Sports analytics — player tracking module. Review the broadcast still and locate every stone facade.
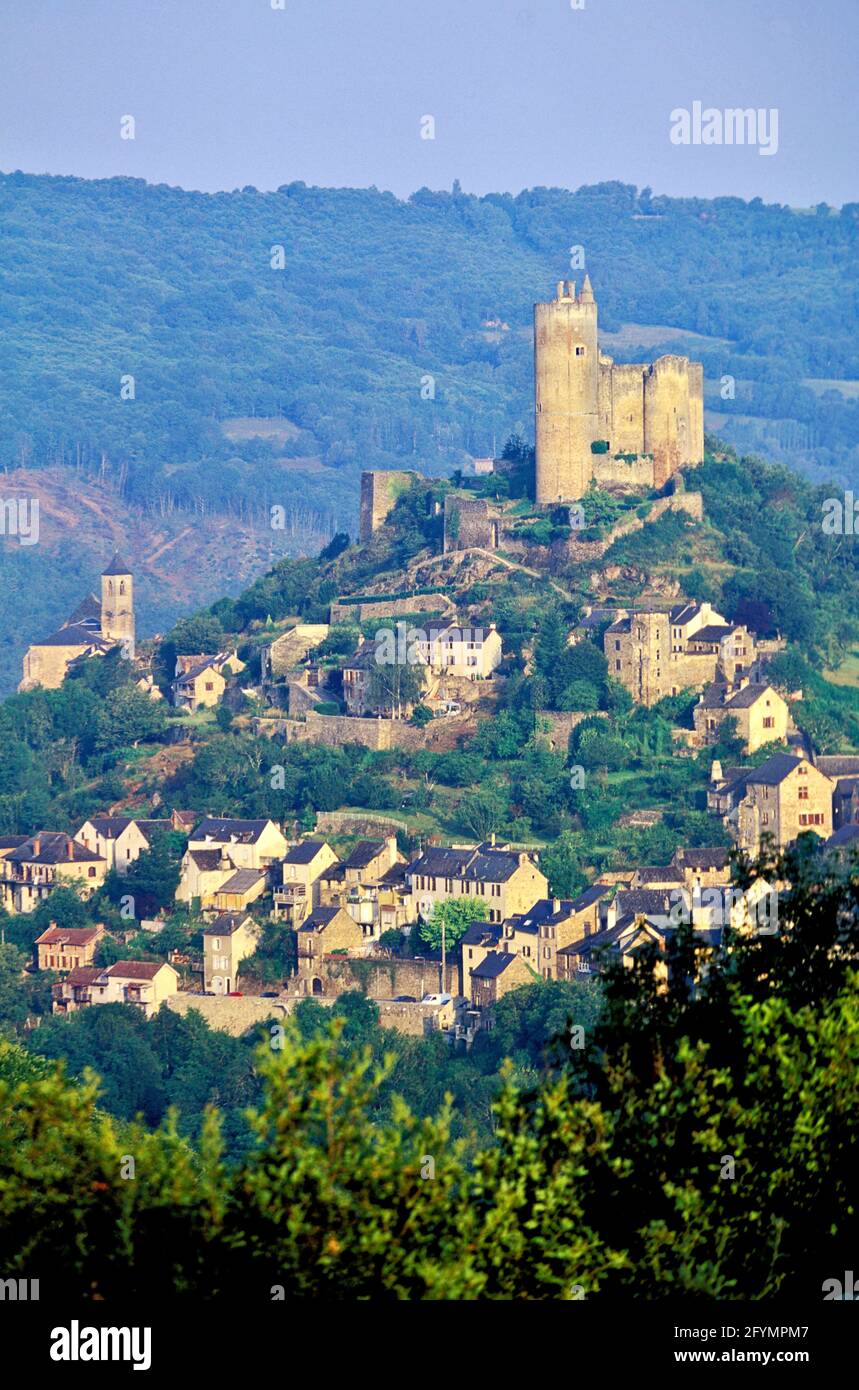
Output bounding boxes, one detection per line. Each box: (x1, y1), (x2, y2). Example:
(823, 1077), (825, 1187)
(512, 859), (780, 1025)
(693, 681), (790, 754)
(359, 470), (420, 543)
(534, 279), (704, 503)
(443, 495), (501, 553)
(737, 757), (834, 855)
(605, 602), (757, 707)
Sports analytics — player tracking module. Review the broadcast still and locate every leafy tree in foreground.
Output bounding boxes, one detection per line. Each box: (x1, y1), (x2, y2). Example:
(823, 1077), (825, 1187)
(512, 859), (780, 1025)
(0, 847), (857, 1299)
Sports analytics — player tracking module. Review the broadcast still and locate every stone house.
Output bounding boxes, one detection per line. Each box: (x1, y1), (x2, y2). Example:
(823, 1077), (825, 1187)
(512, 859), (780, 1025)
(74, 816), (174, 875)
(175, 848), (237, 906)
(735, 754), (834, 855)
(499, 886), (610, 980)
(318, 837), (408, 940)
(212, 869), (268, 914)
(605, 601), (759, 707)
(469, 949), (536, 1009)
(273, 839), (340, 925)
(407, 841), (549, 925)
(53, 960), (178, 1018)
(172, 658), (227, 711)
(296, 904), (366, 995)
(186, 818), (289, 872)
(34, 923), (106, 973)
(202, 912), (261, 994)
(0, 833), (107, 914)
(693, 680), (789, 754)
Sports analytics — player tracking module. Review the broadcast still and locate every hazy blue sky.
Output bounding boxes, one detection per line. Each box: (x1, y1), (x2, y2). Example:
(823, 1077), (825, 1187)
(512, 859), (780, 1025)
(0, 0), (855, 204)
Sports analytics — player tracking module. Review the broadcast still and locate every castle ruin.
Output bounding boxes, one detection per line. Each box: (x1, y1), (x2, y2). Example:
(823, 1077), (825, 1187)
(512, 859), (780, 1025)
(534, 277), (704, 503)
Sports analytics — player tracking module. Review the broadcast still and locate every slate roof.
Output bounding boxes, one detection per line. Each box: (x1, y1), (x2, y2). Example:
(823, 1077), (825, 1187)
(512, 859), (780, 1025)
(746, 753), (805, 786)
(35, 625), (111, 649)
(187, 849), (229, 872)
(817, 756), (859, 778)
(65, 593), (102, 628)
(634, 865), (686, 885)
(614, 888), (678, 917)
(283, 839), (329, 865)
(605, 616), (631, 635)
(461, 921), (503, 948)
(343, 840), (386, 870)
(826, 824), (859, 848)
(101, 551), (132, 576)
(470, 951), (522, 979)
(687, 623), (737, 645)
(576, 608), (615, 630)
(673, 848), (730, 872)
(217, 869), (265, 896)
(191, 817), (272, 843)
(699, 681), (773, 710)
(203, 912), (254, 936)
(85, 816), (134, 837)
(669, 602), (703, 626)
(408, 844), (526, 884)
(299, 905), (345, 932)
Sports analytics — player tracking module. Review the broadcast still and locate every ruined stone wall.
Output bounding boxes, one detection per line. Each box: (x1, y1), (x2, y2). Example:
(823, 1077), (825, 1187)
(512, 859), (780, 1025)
(535, 709), (608, 752)
(444, 495), (500, 553)
(644, 356), (693, 487)
(591, 453), (655, 489)
(255, 711), (472, 753)
(358, 470), (419, 543)
(321, 954), (461, 1001)
(329, 593), (455, 625)
(608, 361), (647, 456)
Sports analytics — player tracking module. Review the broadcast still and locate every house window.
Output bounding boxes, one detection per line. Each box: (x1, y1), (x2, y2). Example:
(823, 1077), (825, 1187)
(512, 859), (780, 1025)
(205, 682), (214, 692)
(616, 660), (621, 672)
(88, 868), (96, 878)
(763, 717), (774, 729)
(575, 345), (585, 356)
(615, 640), (621, 651)
(798, 787), (809, 801)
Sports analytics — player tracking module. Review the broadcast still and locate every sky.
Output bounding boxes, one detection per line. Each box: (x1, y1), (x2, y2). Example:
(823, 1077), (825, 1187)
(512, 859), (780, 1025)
(0, 0), (856, 206)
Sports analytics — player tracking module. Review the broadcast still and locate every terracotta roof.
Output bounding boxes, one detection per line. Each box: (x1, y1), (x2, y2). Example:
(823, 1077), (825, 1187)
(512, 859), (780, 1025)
(35, 925), (102, 946)
(105, 960), (168, 980)
(7, 833), (104, 866)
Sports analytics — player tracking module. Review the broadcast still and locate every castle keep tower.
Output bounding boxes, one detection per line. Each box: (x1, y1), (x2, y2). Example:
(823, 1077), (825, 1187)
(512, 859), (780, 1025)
(534, 277), (599, 504)
(100, 552), (135, 652)
(534, 278), (704, 503)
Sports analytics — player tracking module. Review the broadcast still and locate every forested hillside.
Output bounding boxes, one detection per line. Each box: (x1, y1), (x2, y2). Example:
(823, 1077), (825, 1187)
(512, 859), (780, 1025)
(2, 171), (858, 510)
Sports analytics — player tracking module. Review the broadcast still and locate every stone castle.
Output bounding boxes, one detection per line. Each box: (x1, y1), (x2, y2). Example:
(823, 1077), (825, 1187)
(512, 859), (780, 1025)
(534, 277), (704, 503)
(19, 552), (135, 691)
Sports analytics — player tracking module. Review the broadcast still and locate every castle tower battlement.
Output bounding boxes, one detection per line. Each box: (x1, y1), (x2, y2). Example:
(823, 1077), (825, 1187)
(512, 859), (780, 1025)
(534, 279), (704, 503)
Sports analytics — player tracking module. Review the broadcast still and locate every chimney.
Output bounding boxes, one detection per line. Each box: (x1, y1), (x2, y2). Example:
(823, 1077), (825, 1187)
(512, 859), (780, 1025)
(385, 835), (398, 858)
(556, 280), (565, 300)
(565, 279), (575, 298)
(66, 836), (74, 858)
(552, 898), (561, 914)
(738, 675), (750, 690)
(711, 759), (724, 786)
(489, 832), (496, 847)
(32, 836), (41, 857)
